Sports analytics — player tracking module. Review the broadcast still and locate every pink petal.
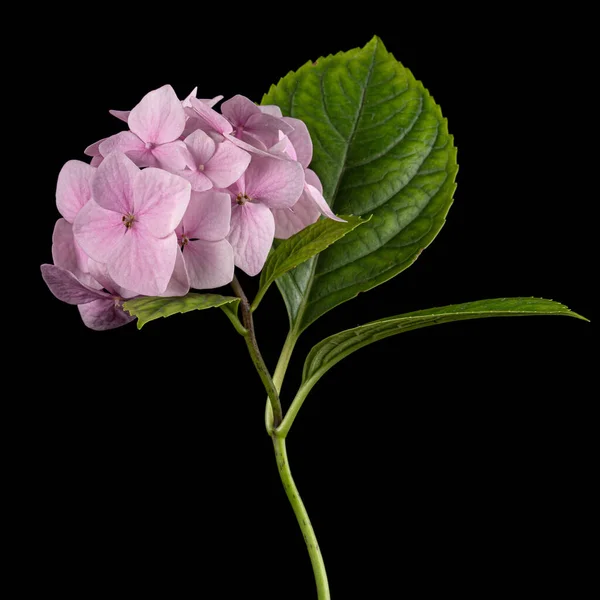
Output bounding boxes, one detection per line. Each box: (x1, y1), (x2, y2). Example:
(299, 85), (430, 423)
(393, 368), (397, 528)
(283, 117), (313, 168)
(99, 132), (158, 168)
(204, 141), (250, 189)
(159, 247), (190, 297)
(238, 131), (268, 150)
(151, 140), (189, 171)
(228, 202), (275, 276)
(91, 156), (103, 167)
(41, 264), (108, 305)
(183, 191), (231, 241)
(91, 151), (138, 214)
(51, 218), (101, 288)
(128, 84), (185, 145)
(84, 138), (105, 157)
(202, 95), (224, 108)
(177, 169), (213, 192)
(221, 95), (261, 127)
(73, 199), (127, 263)
(244, 156), (305, 209)
(78, 298), (135, 331)
(224, 133), (289, 160)
(133, 168), (191, 237)
(181, 87), (198, 108)
(183, 129), (216, 167)
(107, 228), (178, 296)
(183, 238), (234, 289)
(183, 88), (223, 109)
(305, 183), (345, 222)
(260, 105), (283, 118)
(188, 97), (233, 135)
(269, 133), (297, 161)
(273, 190), (321, 239)
(56, 160), (95, 223)
(87, 259), (137, 299)
(109, 109), (130, 123)
(305, 168), (323, 193)
(247, 112), (294, 136)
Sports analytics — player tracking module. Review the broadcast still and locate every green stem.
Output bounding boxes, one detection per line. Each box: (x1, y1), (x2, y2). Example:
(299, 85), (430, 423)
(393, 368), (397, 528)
(266, 330), (298, 435)
(231, 276), (283, 429)
(274, 375), (317, 438)
(273, 436), (330, 600)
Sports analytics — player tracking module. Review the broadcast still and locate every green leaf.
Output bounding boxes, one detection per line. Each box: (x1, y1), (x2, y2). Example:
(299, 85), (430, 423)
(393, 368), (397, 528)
(123, 294), (240, 329)
(262, 36), (458, 335)
(302, 298), (587, 385)
(253, 215), (368, 311)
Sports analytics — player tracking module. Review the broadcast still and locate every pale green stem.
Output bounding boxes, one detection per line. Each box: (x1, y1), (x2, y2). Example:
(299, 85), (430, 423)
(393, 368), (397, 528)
(273, 436), (330, 600)
(275, 374), (319, 438)
(229, 281), (330, 598)
(265, 330), (298, 434)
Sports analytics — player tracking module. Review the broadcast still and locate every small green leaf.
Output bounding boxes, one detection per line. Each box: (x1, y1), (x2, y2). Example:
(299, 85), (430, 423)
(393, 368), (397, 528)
(262, 36), (458, 334)
(253, 215), (368, 311)
(123, 294), (240, 329)
(302, 298), (587, 385)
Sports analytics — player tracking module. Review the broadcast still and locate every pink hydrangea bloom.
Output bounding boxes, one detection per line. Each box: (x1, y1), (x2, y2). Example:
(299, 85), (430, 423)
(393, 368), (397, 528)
(176, 191), (234, 289)
(73, 151), (191, 296)
(44, 84), (349, 332)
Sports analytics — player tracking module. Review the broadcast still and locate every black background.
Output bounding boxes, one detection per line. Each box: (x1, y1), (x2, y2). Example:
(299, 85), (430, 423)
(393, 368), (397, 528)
(21, 9), (594, 599)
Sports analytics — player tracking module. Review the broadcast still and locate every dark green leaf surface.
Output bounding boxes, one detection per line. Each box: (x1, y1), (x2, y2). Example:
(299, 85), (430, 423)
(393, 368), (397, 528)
(302, 298), (587, 385)
(123, 294), (239, 329)
(254, 215), (368, 311)
(262, 36), (458, 334)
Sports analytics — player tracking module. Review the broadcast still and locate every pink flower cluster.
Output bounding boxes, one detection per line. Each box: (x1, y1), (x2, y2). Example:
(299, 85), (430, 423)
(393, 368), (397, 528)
(41, 85), (341, 330)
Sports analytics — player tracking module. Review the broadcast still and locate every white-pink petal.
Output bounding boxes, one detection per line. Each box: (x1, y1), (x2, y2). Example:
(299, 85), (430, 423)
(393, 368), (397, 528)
(133, 168), (191, 237)
(73, 200), (128, 263)
(184, 129), (216, 167)
(245, 156), (305, 209)
(183, 239), (234, 289)
(260, 105), (283, 118)
(128, 84), (186, 145)
(188, 97), (233, 136)
(151, 140), (189, 171)
(283, 117), (313, 168)
(203, 141), (251, 189)
(160, 248), (190, 297)
(109, 109), (131, 123)
(221, 95), (261, 126)
(273, 191), (321, 239)
(228, 202), (275, 276)
(56, 160), (95, 223)
(177, 169), (213, 192)
(183, 191), (231, 242)
(92, 151), (138, 214)
(52, 218), (100, 289)
(87, 259), (137, 299)
(107, 227), (178, 296)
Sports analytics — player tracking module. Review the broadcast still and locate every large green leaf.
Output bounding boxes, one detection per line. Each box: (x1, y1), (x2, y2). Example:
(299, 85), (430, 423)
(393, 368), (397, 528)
(123, 294), (239, 329)
(262, 36), (458, 335)
(253, 215), (368, 311)
(302, 298), (587, 386)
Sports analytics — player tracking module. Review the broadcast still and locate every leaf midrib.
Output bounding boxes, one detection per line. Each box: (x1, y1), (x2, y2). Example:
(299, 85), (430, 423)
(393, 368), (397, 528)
(290, 40), (379, 333)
